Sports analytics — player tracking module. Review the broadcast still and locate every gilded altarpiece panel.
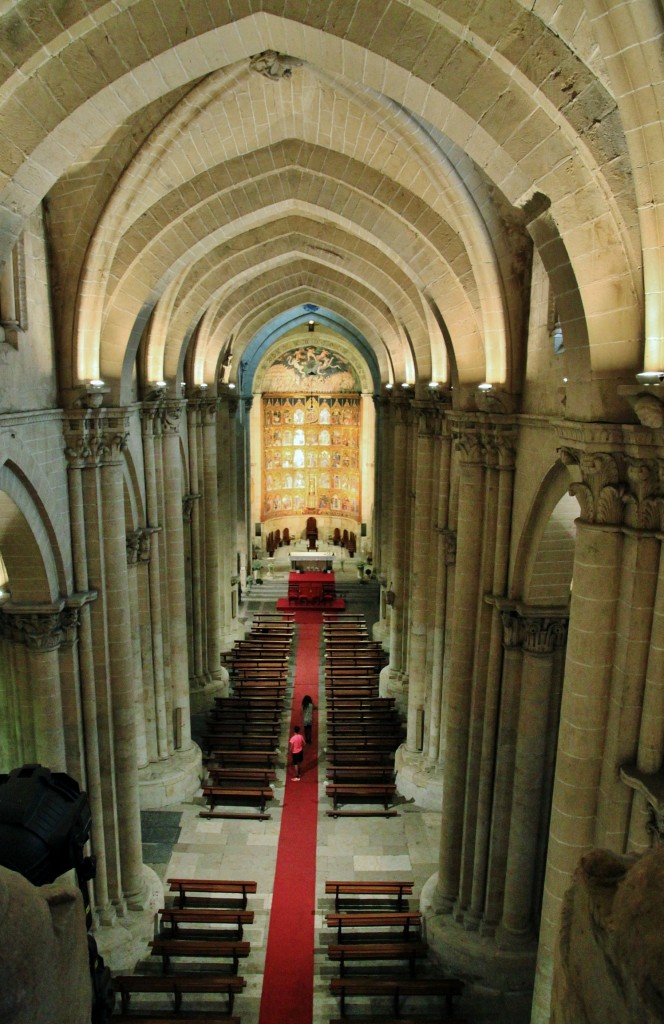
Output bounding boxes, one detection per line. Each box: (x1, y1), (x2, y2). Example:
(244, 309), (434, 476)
(262, 395), (361, 521)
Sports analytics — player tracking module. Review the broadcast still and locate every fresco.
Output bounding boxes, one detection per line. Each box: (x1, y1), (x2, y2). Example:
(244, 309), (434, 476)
(261, 345), (359, 393)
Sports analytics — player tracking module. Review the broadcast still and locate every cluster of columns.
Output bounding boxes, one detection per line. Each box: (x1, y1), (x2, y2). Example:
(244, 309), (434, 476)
(376, 402), (664, 1019)
(0, 390), (242, 928)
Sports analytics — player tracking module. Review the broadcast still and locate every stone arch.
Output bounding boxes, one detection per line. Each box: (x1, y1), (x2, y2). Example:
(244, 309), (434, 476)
(0, 464), (61, 604)
(512, 460), (580, 606)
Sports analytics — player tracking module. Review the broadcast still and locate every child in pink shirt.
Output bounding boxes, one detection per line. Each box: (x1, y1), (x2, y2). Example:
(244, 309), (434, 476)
(289, 725), (305, 780)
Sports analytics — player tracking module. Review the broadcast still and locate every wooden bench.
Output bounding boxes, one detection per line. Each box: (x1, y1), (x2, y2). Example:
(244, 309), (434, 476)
(327, 723), (403, 737)
(329, 976), (465, 1017)
(232, 685), (287, 697)
(158, 906), (254, 938)
(113, 973), (246, 1015)
(328, 940), (428, 975)
(149, 937), (250, 974)
(326, 783), (397, 813)
(168, 878), (257, 909)
(201, 784), (274, 815)
(201, 733), (280, 752)
(205, 749), (279, 769)
(327, 750), (395, 767)
(207, 767), (276, 785)
(325, 879), (413, 911)
(326, 910), (422, 941)
(215, 694), (284, 707)
(206, 710), (281, 727)
(326, 766), (395, 783)
(327, 737), (400, 753)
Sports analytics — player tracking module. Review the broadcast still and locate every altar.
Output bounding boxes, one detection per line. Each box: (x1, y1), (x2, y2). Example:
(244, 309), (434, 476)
(287, 571), (336, 604)
(289, 551), (335, 572)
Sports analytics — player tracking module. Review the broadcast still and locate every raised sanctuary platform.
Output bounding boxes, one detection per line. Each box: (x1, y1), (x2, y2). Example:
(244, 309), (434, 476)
(289, 551), (335, 572)
(277, 571), (345, 611)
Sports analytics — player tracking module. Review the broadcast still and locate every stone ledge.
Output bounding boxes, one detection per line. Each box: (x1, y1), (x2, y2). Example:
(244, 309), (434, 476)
(137, 744), (202, 809)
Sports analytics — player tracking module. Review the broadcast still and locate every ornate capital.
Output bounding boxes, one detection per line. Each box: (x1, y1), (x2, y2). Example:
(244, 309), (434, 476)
(623, 458), (662, 530)
(559, 448), (625, 525)
(64, 409), (130, 468)
(0, 607), (67, 650)
(160, 399), (185, 434)
(521, 616), (568, 656)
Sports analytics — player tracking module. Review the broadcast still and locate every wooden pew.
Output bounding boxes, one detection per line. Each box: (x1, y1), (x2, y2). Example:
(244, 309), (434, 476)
(113, 973), (246, 1016)
(326, 751), (395, 768)
(201, 783), (274, 815)
(326, 766), (395, 783)
(206, 766), (276, 785)
(167, 878), (257, 909)
(328, 939), (428, 975)
(214, 695), (284, 710)
(207, 708), (281, 724)
(329, 976), (465, 1017)
(149, 937), (250, 974)
(205, 750), (279, 769)
(327, 737), (400, 753)
(158, 906), (254, 939)
(325, 910), (422, 941)
(326, 782), (397, 813)
(325, 879), (413, 911)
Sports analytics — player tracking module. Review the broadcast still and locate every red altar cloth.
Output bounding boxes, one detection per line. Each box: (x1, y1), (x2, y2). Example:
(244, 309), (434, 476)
(287, 571), (336, 604)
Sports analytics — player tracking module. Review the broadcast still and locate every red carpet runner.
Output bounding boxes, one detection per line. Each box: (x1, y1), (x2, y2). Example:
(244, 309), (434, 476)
(258, 609), (321, 1024)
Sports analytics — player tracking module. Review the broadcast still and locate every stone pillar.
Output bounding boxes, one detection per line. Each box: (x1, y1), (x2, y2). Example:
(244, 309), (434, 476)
(161, 400), (192, 751)
(435, 422), (485, 911)
(533, 449), (624, 1023)
(186, 401), (205, 684)
(499, 615), (568, 945)
(64, 451), (110, 920)
(3, 607), (67, 772)
(384, 398), (410, 693)
(426, 421), (452, 763)
(201, 397), (222, 680)
(126, 531), (149, 769)
(406, 397), (438, 752)
(596, 458), (659, 850)
(140, 406), (169, 760)
(217, 395), (235, 649)
(482, 608), (524, 933)
(468, 437), (516, 930)
(98, 421), (145, 904)
(373, 395), (392, 643)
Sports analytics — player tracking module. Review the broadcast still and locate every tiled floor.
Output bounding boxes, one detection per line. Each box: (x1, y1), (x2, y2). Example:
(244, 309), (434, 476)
(140, 550), (442, 1023)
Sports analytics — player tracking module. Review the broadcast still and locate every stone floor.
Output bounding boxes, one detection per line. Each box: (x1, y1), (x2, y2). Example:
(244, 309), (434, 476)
(139, 547), (443, 1023)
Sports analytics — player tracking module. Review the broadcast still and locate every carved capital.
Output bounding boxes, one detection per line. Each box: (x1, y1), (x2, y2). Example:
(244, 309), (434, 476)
(63, 409), (130, 467)
(559, 448), (626, 525)
(455, 428), (484, 465)
(1, 608), (66, 650)
(521, 616), (568, 656)
(160, 399), (185, 434)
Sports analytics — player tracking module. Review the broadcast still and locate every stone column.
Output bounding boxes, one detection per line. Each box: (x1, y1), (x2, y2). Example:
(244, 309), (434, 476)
(482, 608), (524, 934)
(468, 436), (516, 930)
(435, 421), (485, 911)
(201, 397), (222, 680)
(499, 615), (568, 945)
(596, 458), (659, 850)
(3, 607), (68, 772)
(98, 418), (144, 904)
(384, 398), (410, 694)
(64, 447), (110, 921)
(406, 396), (438, 752)
(217, 395), (235, 649)
(533, 448), (624, 1023)
(426, 420), (452, 763)
(186, 401), (205, 684)
(140, 406), (169, 760)
(126, 531), (149, 769)
(373, 395), (393, 644)
(161, 400), (192, 751)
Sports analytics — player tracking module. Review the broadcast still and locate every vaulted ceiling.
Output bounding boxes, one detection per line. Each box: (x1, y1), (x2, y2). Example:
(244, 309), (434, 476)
(1, 1), (658, 409)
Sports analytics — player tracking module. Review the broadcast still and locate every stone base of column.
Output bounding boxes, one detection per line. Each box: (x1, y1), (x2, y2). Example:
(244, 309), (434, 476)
(137, 744), (202, 809)
(95, 865), (163, 972)
(421, 873), (537, 1024)
(372, 619), (388, 643)
(395, 744), (443, 810)
(379, 665), (408, 703)
(189, 675), (228, 714)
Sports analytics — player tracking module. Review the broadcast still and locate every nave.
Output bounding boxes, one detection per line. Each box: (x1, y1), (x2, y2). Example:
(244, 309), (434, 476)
(122, 571), (458, 1024)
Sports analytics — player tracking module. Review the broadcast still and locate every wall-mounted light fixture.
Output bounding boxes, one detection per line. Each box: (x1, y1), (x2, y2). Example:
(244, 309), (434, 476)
(636, 371), (664, 385)
(308, 320), (315, 332)
(477, 382), (492, 391)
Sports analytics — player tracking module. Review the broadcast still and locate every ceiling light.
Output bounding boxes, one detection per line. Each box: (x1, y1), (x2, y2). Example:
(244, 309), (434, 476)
(477, 382), (492, 391)
(636, 371), (664, 385)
